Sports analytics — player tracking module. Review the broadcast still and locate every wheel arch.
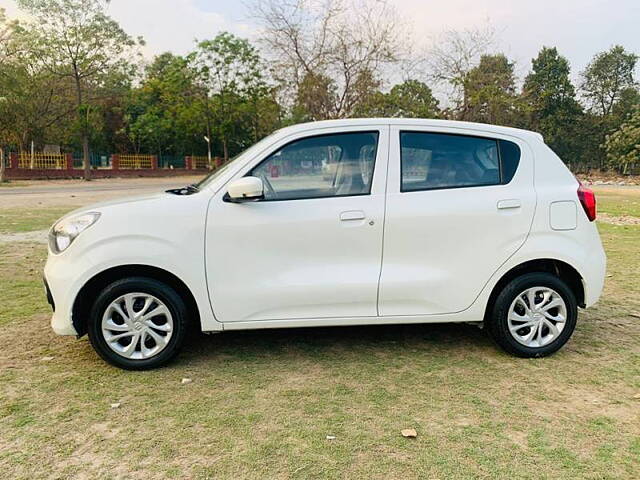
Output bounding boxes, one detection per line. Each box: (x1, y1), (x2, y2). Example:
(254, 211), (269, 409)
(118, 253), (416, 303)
(483, 258), (585, 323)
(72, 264), (200, 337)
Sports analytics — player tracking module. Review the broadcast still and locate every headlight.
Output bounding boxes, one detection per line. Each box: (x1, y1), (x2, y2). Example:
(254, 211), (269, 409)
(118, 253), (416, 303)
(49, 212), (101, 253)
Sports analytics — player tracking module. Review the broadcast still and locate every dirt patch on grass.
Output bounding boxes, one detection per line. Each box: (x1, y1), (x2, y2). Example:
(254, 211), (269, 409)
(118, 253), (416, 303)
(598, 212), (640, 225)
(0, 230), (48, 244)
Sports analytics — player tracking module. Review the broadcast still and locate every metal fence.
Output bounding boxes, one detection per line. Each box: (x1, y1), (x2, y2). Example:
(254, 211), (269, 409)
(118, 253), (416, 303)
(72, 153), (111, 169)
(158, 155), (186, 169)
(190, 155), (210, 169)
(18, 153), (66, 169)
(118, 154), (154, 169)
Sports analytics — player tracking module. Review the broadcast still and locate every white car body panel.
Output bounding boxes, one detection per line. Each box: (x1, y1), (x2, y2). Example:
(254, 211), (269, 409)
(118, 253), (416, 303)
(378, 125), (537, 316)
(44, 118), (606, 338)
(45, 192), (220, 334)
(205, 125), (389, 322)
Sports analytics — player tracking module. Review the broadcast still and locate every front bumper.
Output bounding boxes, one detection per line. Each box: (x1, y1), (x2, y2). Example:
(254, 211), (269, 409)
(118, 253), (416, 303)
(44, 249), (93, 336)
(43, 273), (77, 335)
(44, 277), (55, 311)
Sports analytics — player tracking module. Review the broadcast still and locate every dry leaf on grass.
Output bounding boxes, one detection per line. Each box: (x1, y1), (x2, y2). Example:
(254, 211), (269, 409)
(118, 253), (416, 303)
(401, 428), (417, 438)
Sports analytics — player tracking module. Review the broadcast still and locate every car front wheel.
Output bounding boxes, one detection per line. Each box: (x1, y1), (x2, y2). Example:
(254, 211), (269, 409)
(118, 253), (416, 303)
(87, 277), (188, 370)
(488, 272), (578, 358)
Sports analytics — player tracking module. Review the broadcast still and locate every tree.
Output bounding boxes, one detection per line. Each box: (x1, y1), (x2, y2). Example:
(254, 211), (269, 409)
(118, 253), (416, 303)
(0, 54), (74, 151)
(581, 45), (638, 117)
(1, 9), (75, 182)
(0, 8), (19, 182)
(461, 54), (520, 125)
(426, 24), (496, 115)
(190, 32), (270, 161)
(354, 79), (440, 118)
(17, 0), (142, 179)
(604, 107), (640, 174)
(293, 71), (337, 121)
(386, 80), (440, 118)
(255, 0), (403, 119)
(522, 47), (584, 164)
(120, 53), (201, 156)
(0, 7), (19, 65)
(578, 46), (638, 169)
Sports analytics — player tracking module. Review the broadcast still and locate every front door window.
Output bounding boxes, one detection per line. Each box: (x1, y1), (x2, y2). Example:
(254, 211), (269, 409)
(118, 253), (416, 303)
(250, 131), (379, 201)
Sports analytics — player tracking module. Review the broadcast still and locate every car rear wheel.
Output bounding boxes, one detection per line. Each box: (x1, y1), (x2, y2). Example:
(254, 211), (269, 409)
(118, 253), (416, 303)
(87, 277), (188, 370)
(487, 272), (577, 358)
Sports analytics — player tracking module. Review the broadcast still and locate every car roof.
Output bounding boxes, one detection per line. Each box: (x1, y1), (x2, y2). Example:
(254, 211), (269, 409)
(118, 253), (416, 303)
(275, 118), (544, 142)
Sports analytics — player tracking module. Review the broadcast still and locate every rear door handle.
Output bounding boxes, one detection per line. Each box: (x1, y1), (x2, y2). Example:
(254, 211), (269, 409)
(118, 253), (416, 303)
(340, 210), (366, 221)
(497, 199), (521, 210)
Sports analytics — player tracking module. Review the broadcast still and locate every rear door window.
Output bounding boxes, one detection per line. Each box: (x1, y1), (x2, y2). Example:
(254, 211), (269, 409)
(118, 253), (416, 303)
(400, 132), (520, 192)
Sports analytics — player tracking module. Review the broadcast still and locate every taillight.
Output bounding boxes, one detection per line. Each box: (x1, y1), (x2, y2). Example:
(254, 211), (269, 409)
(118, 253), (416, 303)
(577, 182), (596, 221)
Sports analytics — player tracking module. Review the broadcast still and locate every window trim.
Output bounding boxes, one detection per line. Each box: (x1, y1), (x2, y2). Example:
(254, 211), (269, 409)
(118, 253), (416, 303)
(497, 139), (521, 185)
(399, 130), (520, 193)
(247, 130), (381, 202)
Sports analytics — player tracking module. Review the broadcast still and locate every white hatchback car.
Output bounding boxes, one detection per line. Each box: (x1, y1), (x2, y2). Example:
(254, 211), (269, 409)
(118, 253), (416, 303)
(44, 119), (606, 369)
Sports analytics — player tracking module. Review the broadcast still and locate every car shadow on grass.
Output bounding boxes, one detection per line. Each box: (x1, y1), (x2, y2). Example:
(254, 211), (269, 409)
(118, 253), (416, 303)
(179, 322), (497, 366)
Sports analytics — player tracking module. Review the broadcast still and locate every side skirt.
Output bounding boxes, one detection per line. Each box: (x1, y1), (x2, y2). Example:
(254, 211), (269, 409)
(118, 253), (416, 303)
(212, 314), (478, 332)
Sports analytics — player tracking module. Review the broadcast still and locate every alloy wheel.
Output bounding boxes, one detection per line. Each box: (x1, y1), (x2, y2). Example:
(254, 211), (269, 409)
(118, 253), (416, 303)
(101, 292), (174, 360)
(507, 286), (567, 348)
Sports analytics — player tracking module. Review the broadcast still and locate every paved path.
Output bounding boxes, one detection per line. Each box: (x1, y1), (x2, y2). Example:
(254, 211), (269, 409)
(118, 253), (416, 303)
(0, 176), (203, 208)
(0, 229), (48, 244)
(0, 177), (201, 196)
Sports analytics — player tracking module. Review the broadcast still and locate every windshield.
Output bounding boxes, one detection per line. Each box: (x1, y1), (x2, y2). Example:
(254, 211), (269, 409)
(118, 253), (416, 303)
(195, 130), (281, 190)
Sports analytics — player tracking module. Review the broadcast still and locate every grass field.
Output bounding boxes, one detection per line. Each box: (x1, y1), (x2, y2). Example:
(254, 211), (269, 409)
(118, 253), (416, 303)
(0, 187), (639, 479)
(0, 206), (76, 233)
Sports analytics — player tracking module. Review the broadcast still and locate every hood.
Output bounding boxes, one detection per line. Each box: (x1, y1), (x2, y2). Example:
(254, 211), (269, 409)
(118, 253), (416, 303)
(80, 191), (170, 211)
(55, 191), (171, 224)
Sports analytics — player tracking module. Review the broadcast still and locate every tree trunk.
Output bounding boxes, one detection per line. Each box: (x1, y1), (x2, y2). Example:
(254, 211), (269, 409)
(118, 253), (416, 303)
(222, 137), (229, 162)
(73, 71), (91, 180)
(0, 147), (5, 183)
(82, 134), (90, 179)
(206, 121), (212, 169)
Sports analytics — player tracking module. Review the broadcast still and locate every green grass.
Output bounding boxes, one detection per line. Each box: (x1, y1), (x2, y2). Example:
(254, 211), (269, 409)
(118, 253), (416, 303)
(0, 244), (48, 326)
(593, 187), (640, 218)
(0, 206), (74, 233)
(0, 180), (29, 188)
(0, 199), (639, 479)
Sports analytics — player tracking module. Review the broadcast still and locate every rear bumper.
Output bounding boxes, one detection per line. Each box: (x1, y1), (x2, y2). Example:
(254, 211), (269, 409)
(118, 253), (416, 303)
(582, 238), (606, 308)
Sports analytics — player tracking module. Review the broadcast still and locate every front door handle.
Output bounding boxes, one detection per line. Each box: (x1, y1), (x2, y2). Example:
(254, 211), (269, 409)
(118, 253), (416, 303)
(497, 199), (521, 210)
(340, 210), (366, 221)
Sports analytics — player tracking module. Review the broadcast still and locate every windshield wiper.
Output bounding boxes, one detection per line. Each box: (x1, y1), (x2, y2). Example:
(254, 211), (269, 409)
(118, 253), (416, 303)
(166, 183), (199, 195)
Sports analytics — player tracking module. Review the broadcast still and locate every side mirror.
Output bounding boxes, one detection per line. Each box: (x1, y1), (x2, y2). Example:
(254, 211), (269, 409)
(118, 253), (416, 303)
(226, 176), (264, 202)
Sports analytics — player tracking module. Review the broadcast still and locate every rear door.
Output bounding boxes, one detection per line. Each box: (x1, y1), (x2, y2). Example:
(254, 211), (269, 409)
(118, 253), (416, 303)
(379, 126), (536, 316)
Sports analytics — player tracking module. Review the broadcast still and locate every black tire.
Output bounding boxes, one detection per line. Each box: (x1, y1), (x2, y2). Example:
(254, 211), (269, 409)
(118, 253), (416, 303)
(487, 272), (578, 358)
(87, 277), (189, 370)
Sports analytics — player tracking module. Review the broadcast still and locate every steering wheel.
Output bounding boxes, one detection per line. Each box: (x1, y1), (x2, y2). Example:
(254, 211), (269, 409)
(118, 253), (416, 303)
(258, 172), (277, 199)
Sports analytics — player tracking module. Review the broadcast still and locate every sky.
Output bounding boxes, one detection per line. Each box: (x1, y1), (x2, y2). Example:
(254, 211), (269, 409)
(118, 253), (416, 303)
(2, 0), (639, 85)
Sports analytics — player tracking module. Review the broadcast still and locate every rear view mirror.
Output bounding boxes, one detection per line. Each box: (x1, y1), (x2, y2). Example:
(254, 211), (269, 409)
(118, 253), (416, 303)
(226, 176), (264, 202)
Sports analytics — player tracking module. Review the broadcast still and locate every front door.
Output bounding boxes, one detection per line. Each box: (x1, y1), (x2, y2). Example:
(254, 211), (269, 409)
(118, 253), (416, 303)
(379, 126), (536, 316)
(206, 127), (388, 322)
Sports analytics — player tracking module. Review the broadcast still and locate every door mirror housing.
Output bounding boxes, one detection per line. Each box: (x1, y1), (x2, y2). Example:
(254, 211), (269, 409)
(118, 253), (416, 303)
(226, 176), (264, 202)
